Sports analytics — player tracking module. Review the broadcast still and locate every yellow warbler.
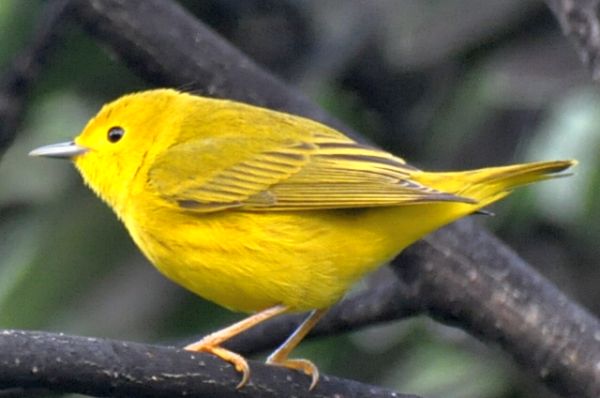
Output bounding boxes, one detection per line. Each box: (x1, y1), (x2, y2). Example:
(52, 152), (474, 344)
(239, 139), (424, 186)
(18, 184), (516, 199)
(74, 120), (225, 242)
(30, 89), (575, 389)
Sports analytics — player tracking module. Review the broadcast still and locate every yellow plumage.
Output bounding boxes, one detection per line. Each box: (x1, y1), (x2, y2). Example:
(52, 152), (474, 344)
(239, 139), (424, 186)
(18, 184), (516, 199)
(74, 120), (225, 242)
(30, 88), (575, 388)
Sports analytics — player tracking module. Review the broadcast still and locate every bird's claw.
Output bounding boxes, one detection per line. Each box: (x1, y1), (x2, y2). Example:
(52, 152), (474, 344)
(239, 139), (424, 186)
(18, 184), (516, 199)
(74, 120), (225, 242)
(267, 357), (320, 390)
(185, 340), (251, 389)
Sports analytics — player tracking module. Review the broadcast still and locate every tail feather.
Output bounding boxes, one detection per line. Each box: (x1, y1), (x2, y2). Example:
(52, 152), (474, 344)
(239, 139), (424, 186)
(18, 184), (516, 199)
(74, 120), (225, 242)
(464, 160), (575, 190)
(414, 160), (576, 204)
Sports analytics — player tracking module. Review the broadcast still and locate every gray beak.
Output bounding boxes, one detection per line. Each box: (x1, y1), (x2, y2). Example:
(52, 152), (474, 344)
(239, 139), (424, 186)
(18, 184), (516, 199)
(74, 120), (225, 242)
(29, 141), (88, 159)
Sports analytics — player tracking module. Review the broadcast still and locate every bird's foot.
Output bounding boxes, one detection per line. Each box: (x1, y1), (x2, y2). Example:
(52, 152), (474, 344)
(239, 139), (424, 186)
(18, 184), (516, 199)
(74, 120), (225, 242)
(185, 339), (250, 389)
(266, 356), (320, 390)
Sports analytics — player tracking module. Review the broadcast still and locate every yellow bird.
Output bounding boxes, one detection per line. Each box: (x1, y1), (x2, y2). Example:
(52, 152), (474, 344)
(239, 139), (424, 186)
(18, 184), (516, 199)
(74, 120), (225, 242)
(30, 89), (575, 389)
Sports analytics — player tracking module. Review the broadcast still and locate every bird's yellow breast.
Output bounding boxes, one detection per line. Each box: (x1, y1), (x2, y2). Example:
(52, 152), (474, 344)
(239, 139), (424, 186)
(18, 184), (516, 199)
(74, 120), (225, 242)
(123, 194), (474, 313)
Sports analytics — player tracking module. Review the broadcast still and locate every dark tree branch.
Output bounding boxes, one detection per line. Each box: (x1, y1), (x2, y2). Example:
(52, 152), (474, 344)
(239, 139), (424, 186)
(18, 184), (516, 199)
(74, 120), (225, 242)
(405, 226), (600, 397)
(0, 330), (418, 398)
(546, 0), (600, 80)
(2, 0), (599, 397)
(0, 0), (73, 159)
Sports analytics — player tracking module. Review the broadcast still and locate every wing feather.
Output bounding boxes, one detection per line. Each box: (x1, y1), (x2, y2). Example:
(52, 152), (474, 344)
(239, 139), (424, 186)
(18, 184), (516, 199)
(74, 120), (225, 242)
(148, 129), (473, 213)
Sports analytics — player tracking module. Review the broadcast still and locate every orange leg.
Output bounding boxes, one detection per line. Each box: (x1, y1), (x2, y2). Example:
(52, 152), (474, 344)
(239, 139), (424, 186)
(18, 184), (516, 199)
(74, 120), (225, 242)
(266, 308), (328, 390)
(185, 304), (288, 388)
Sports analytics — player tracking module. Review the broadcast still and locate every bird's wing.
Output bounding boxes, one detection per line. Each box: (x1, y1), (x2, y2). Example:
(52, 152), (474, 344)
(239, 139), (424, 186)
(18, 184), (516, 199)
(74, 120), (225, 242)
(148, 130), (473, 213)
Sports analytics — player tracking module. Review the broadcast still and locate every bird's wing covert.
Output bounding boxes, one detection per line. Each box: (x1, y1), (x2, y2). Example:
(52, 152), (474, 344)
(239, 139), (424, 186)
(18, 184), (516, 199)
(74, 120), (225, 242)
(148, 131), (472, 213)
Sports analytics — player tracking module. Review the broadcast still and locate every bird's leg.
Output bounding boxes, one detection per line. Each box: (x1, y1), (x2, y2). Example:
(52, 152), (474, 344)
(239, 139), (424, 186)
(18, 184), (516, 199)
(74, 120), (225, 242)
(266, 308), (328, 390)
(185, 304), (288, 388)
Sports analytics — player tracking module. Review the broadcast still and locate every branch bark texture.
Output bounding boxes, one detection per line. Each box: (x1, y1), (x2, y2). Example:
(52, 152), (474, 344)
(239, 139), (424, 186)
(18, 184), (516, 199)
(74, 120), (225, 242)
(0, 330), (418, 398)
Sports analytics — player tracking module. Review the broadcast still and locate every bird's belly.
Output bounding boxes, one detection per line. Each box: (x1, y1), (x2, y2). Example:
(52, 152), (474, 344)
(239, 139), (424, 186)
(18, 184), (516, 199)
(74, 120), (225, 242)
(127, 208), (407, 313)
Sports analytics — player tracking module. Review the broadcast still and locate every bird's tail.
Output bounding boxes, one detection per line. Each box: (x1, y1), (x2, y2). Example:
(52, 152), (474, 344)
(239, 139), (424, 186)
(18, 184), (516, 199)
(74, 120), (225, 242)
(415, 160), (576, 206)
(365, 159), (576, 256)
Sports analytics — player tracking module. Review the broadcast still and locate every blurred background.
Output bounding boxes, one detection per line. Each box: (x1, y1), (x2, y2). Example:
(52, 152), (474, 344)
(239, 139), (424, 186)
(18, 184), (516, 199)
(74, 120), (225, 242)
(0, 1), (596, 397)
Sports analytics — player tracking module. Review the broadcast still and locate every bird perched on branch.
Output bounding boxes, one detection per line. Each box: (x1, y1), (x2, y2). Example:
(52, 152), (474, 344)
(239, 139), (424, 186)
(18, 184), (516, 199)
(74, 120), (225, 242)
(30, 89), (575, 389)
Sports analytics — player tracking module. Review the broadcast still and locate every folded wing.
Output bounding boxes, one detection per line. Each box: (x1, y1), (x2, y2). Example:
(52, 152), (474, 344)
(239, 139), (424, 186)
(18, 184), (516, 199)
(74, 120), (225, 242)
(148, 129), (473, 213)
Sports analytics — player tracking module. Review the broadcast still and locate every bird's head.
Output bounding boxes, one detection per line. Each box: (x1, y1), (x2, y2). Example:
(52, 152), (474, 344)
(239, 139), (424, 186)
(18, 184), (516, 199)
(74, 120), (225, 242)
(30, 89), (183, 215)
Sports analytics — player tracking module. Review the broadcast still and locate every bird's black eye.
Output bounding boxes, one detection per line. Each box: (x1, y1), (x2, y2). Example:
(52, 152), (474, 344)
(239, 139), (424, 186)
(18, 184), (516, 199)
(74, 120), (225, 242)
(107, 126), (125, 143)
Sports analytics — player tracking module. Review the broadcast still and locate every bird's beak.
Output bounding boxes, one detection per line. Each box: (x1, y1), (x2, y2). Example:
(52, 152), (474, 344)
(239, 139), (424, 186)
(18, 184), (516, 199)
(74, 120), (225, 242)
(29, 141), (88, 159)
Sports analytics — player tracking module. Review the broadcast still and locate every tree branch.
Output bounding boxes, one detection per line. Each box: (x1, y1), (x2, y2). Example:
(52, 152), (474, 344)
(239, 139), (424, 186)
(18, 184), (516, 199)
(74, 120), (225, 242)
(403, 225), (600, 397)
(0, 329), (418, 398)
